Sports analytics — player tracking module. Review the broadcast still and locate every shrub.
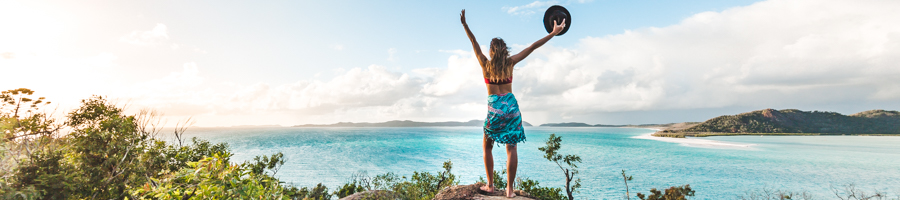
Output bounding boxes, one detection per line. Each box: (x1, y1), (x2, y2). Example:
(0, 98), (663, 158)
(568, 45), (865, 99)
(539, 134), (582, 200)
(637, 184), (695, 200)
(1, 90), (306, 200)
(477, 169), (506, 190)
(518, 177), (566, 200)
(391, 160), (458, 200)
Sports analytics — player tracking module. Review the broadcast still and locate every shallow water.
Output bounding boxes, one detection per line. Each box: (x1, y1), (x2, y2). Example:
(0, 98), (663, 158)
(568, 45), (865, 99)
(178, 127), (900, 199)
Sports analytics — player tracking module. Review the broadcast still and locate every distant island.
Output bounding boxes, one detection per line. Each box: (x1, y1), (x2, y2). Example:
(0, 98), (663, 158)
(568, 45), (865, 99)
(293, 120), (533, 127)
(293, 120), (696, 129)
(539, 122), (682, 128)
(655, 109), (900, 137)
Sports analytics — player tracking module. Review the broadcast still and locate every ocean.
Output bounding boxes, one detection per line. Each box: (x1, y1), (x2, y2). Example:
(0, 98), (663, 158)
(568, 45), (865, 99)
(177, 127), (900, 199)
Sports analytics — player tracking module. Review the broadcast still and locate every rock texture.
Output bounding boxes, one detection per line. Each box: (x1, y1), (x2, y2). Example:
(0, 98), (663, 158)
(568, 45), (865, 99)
(338, 190), (397, 200)
(433, 182), (537, 200)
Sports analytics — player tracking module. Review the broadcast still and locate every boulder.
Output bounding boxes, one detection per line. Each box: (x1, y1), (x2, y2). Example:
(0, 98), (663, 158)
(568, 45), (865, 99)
(433, 182), (538, 200)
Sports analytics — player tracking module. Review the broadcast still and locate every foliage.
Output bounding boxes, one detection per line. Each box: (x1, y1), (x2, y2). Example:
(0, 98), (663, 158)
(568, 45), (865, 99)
(738, 187), (814, 200)
(679, 109), (900, 134)
(131, 153), (299, 199)
(830, 183), (895, 200)
(371, 172), (402, 191)
(62, 96), (150, 198)
(334, 172), (370, 198)
(0, 88), (59, 173)
(0, 88), (51, 120)
(390, 160), (458, 200)
(1, 88), (62, 199)
(637, 185), (695, 200)
(347, 160), (457, 200)
(622, 170), (634, 200)
(478, 170), (567, 200)
(538, 134), (582, 200)
(476, 169), (506, 190)
(334, 182), (367, 198)
(0, 89), (309, 200)
(295, 183), (333, 200)
(517, 177), (566, 200)
(739, 184), (900, 200)
(478, 170), (566, 200)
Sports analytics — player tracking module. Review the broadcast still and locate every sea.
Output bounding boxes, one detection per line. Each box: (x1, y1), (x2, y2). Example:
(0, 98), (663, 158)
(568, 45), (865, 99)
(176, 127), (900, 199)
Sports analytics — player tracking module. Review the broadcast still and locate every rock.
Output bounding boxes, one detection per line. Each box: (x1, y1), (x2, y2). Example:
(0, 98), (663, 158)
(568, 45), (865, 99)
(338, 190), (397, 200)
(433, 182), (538, 200)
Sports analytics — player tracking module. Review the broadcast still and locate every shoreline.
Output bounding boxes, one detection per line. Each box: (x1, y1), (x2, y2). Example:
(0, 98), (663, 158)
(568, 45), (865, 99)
(653, 132), (900, 137)
(632, 133), (756, 148)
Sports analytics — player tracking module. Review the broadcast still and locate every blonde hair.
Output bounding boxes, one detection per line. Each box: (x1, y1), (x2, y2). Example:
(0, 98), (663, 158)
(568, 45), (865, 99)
(485, 38), (513, 82)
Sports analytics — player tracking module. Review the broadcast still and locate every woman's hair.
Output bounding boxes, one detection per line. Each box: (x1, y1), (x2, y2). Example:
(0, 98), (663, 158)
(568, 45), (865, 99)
(485, 37), (513, 82)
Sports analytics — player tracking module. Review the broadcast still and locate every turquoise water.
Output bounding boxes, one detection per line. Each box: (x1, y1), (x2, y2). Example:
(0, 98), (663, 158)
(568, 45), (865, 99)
(179, 127), (900, 199)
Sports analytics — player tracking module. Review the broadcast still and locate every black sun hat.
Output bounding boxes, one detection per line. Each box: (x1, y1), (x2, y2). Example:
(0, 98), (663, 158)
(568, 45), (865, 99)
(543, 5), (571, 36)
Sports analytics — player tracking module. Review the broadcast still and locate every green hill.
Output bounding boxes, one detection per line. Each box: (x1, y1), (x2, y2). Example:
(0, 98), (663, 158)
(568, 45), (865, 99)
(676, 109), (900, 134)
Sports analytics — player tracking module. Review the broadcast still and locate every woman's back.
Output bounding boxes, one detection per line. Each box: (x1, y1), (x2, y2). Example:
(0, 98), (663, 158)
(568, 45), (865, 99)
(485, 82), (513, 95)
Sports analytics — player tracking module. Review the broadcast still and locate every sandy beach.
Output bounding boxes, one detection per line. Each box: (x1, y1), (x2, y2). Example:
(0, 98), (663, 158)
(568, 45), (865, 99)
(632, 133), (756, 148)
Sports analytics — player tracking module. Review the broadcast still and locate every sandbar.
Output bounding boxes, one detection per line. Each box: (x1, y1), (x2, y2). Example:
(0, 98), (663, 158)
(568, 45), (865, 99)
(632, 133), (756, 148)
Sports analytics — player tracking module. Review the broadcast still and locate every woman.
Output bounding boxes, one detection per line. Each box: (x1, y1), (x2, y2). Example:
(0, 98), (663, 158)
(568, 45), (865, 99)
(460, 9), (565, 197)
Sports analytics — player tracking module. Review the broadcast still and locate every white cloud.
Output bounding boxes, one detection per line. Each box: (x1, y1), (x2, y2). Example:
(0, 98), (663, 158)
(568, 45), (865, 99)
(119, 64), (429, 123)
(503, 1), (558, 16)
(504, 0), (900, 122)
(14, 0), (898, 127)
(421, 51), (483, 96)
(387, 48), (397, 61)
(116, 0), (900, 125)
(331, 44), (344, 51)
(170, 43), (208, 54)
(121, 62), (213, 116)
(120, 23), (169, 46)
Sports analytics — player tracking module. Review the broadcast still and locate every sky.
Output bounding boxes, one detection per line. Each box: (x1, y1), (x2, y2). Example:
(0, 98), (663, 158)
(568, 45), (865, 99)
(2, 0), (900, 127)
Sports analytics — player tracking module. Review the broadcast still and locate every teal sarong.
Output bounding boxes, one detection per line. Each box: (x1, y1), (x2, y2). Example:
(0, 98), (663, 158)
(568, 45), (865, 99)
(484, 93), (526, 145)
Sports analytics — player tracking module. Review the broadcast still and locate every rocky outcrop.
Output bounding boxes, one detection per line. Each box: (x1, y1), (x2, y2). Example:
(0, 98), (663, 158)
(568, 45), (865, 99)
(433, 182), (537, 200)
(338, 183), (538, 200)
(338, 190), (397, 200)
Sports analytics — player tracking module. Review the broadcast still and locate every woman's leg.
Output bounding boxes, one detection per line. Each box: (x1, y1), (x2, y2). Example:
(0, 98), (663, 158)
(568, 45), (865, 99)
(506, 143), (518, 197)
(481, 134), (495, 192)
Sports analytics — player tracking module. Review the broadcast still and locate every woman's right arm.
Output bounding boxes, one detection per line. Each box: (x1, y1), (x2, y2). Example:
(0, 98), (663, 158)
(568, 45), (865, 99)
(509, 19), (565, 65)
(461, 9), (488, 67)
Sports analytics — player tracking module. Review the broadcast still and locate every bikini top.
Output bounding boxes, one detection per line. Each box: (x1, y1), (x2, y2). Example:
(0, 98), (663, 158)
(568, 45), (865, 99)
(484, 76), (513, 85)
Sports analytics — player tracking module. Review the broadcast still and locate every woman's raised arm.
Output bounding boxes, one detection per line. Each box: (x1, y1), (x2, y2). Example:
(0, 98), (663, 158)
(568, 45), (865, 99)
(509, 19), (566, 65)
(461, 9), (488, 67)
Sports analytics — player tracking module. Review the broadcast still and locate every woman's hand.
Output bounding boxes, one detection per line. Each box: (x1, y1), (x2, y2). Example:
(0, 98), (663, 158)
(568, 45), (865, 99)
(460, 9), (467, 25)
(551, 18), (566, 35)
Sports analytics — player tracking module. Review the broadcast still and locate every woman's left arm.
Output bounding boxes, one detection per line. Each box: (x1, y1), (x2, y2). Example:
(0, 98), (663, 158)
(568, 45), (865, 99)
(461, 10), (488, 67)
(509, 19), (566, 65)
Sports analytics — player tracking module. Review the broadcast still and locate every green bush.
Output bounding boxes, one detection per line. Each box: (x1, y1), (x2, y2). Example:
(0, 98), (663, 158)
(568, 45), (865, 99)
(390, 160), (458, 200)
(637, 184), (695, 200)
(131, 153), (296, 199)
(0, 90), (307, 200)
(476, 169), (506, 190)
(334, 182), (367, 198)
(518, 177), (566, 200)
(340, 160), (458, 200)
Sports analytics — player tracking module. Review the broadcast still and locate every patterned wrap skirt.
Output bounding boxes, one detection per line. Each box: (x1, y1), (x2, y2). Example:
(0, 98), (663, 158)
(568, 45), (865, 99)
(484, 93), (526, 145)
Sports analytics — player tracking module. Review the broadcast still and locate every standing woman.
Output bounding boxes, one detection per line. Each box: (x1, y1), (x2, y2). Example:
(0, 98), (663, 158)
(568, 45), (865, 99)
(460, 9), (565, 197)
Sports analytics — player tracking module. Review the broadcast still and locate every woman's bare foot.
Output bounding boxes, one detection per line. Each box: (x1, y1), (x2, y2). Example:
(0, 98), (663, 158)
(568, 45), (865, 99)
(480, 184), (495, 193)
(506, 189), (517, 198)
